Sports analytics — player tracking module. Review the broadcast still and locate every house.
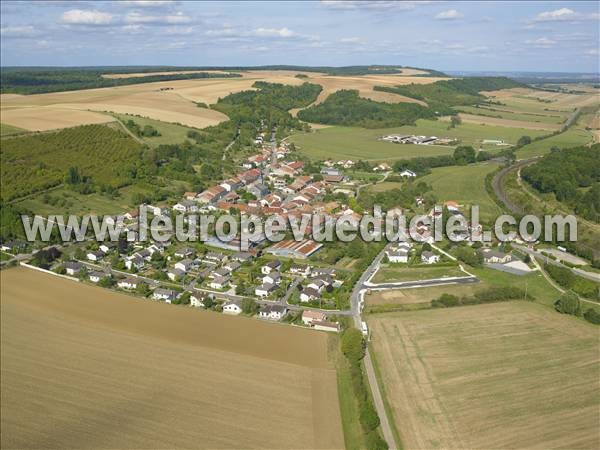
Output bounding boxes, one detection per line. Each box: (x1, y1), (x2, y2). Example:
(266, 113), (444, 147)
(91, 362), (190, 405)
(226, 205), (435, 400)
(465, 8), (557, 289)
(197, 186), (227, 204)
(482, 249), (513, 264)
(302, 310), (326, 325)
(386, 243), (411, 263)
(86, 250), (104, 262)
(220, 177), (243, 192)
(266, 239), (323, 259)
(88, 271), (107, 283)
(147, 242), (165, 255)
(373, 163), (392, 172)
(222, 301), (242, 315)
(211, 267), (231, 279)
(0, 240), (26, 253)
(174, 259), (194, 272)
(125, 255), (145, 271)
(117, 277), (139, 289)
(323, 174), (345, 184)
(311, 267), (336, 278)
(152, 288), (177, 303)
(255, 283), (276, 298)
(300, 287), (321, 303)
(290, 264), (311, 277)
(167, 268), (185, 281)
(204, 251), (225, 263)
(209, 275), (230, 290)
(261, 260), (282, 275)
(321, 167), (342, 176)
(258, 304), (287, 320)
(231, 251), (253, 263)
(174, 247), (195, 259)
(64, 261), (83, 276)
(421, 251), (440, 265)
(399, 169), (417, 178)
(307, 278), (326, 293)
(247, 183), (270, 198)
(148, 204), (169, 216)
(99, 241), (118, 254)
(262, 271), (281, 285)
(184, 191), (198, 201)
(223, 261), (241, 272)
(190, 292), (209, 307)
(313, 320), (340, 333)
(173, 200), (198, 213)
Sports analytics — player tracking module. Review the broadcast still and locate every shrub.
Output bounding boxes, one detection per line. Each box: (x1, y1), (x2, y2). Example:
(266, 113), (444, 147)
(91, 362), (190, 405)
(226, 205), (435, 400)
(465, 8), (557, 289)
(554, 292), (581, 316)
(583, 308), (600, 325)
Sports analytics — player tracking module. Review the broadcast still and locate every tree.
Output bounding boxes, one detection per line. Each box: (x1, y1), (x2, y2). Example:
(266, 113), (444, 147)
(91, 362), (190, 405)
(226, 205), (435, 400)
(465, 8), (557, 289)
(241, 297), (258, 314)
(554, 292), (580, 316)
(453, 146), (476, 165)
(136, 282), (151, 297)
(517, 135), (532, 147)
(449, 114), (462, 128)
(583, 308), (600, 325)
(341, 328), (364, 362)
(359, 401), (380, 431)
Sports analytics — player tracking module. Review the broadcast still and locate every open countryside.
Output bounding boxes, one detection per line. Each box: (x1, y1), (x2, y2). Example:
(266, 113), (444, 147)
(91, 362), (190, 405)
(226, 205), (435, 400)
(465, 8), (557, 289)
(1, 268), (343, 450)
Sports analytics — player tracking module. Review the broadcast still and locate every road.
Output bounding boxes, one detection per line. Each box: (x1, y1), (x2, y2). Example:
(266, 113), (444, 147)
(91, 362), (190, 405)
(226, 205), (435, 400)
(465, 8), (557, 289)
(366, 276), (478, 290)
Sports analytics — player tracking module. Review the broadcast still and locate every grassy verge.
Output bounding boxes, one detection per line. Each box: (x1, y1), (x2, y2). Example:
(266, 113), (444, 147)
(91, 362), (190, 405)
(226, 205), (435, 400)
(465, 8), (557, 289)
(336, 361), (367, 450)
(368, 343), (403, 449)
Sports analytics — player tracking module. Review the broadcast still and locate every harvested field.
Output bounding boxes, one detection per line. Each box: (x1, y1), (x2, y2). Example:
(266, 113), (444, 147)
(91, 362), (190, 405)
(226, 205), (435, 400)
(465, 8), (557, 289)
(366, 282), (483, 306)
(445, 113), (561, 131)
(369, 302), (600, 450)
(0, 70), (445, 130)
(484, 87), (600, 110)
(1, 268), (344, 449)
(0, 107), (113, 131)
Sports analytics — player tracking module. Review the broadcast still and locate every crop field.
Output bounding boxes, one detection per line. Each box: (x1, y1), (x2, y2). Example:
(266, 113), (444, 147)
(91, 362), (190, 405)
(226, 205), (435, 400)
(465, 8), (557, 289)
(372, 264), (465, 283)
(0, 122), (26, 135)
(1, 106), (114, 131)
(484, 87), (600, 111)
(447, 112), (561, 131)
(1, 268), (344, 449)
(112, 113), (198, 147)
(366, 282), (483, 306)
(289, 119), (546, 161)
(419, 162), (504, 222)
(457, 105), (566, 124)
(369, 301), (600, 450)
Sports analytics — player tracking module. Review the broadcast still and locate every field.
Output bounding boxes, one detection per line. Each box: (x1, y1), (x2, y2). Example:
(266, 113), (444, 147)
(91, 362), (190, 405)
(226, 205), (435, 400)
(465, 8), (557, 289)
(457, 105), (566, 124)
(419, 162), (504, 222)
(0, 70), (445, 132)
(371, 264), (464, 283)
(289, 119), (547, 161)
(1, 268), (344, 449)
(101, 70), (234, 79)
(517, 121), (594, 158)
(484, 87), (599, 111)
(112, 113), (198, 147)
(0, 122), (26, 136)
(446, 112), (562, 131)
(366, 282), (483, 306)
(0, 106), (114, 131)
(369, 301), (600, 450)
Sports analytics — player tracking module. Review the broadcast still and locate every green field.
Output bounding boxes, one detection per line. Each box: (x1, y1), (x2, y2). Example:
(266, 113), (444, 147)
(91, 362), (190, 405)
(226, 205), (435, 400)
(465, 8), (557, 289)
(112, 113), (198, 147)
(420, 162), (503, 222)
(517, 123), (593, 158)
(367, 181), (405, 192)
(290, 120), (546, 161)
(372, 264), (464, 283)
(0, 123), (26, 136)
(457, 106), (566, 125)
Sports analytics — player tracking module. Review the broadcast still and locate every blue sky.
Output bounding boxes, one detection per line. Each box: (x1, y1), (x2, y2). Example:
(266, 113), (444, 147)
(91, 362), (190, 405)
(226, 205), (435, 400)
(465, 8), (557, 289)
(1, 1), (598, 72)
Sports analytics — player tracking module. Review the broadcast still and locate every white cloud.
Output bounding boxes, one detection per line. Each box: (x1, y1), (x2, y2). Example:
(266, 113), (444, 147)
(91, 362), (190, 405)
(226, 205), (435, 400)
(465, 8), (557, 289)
(338, 37), (361, 44)
(124, 11), (191, 25)
(584, 48), (599, 56)
(61, 9), (113, 25)
(435, 9), (463, 20)
(121, 1), (174, 6)
(534, 8), (599, 22)
(0, 25), (40, 37)
(253, 27), (296, 38)
(525, 37), (557, 48)
(320, 1), (428, 11)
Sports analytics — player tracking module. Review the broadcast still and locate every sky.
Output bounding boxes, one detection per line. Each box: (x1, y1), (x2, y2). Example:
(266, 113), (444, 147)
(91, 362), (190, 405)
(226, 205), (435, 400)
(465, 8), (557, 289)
(1, 1), (598, 72)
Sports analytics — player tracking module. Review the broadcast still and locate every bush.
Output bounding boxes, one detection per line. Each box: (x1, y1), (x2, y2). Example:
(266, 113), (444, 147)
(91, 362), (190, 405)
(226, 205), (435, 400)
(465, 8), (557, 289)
(366, 431), (389, 450)
(583, 308), (600, 325)
(359, 402), (381, 432)
(341, 328), (365, 362)
(554, 292), (581, 316)
(432, 293), (459, 307)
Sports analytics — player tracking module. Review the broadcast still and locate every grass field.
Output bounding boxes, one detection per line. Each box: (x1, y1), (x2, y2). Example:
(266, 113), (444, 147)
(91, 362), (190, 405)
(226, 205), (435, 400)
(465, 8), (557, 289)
(289, 120), (546, 161)
(0, 122), (26, 136)
(112, 113), (198, 147)
(366, 282), (483, 306)
(457, 105), (566, 124)
(372, 264), (465, 283)
(1, 268), (344, 449)
(369, 301), (600, 450)
(419, 162), (504, 223)
(517, 123), (593, 158)
(448, 112), (561, 131)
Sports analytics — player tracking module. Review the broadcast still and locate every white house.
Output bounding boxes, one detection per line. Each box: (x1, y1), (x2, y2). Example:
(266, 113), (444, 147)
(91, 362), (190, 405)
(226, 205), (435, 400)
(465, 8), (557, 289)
(313, 320), (340, 333)
(290, 264), (311, 277)
(386, 242), (411, 264)
(302, 310), (326, 325)
(190, 293), (207, 308)
(117, 278), (139, 289)
(222, 301), (242, 315)
(300, 287), (321, 303)
(167, 268), (185, 281)
(152, 288), (177, 303)
(209, 275), (230, 290)
(307, 278), (326, 293)
(262, 271), (281, 286)
(89, 271), (107, 283)
(64, 261), (83, 276)
(261, 260), (282, 275)
(483, 250), (513, 264)
(255, 283), (276, 298)
(125, 255), (145, 271)
(258, 304), (287, 320)
(99, 241), (118, 254)
(399, 169), (417, 178)
(174, 259), (194, 273)
(421, 251), (440, 265)
(86, 250), (104, 262)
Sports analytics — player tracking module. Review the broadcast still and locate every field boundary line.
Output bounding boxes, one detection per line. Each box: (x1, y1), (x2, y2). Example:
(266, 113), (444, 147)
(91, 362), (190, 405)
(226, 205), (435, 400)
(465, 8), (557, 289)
(19, 262), (80, 282)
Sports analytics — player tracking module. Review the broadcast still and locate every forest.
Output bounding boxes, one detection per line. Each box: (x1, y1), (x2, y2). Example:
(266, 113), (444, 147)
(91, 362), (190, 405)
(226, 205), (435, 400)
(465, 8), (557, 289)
(0, 68), (240, 94)
(373, 77), (523, 114)
(521, 144), (600, 222)
(297, 90), (437, 128)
